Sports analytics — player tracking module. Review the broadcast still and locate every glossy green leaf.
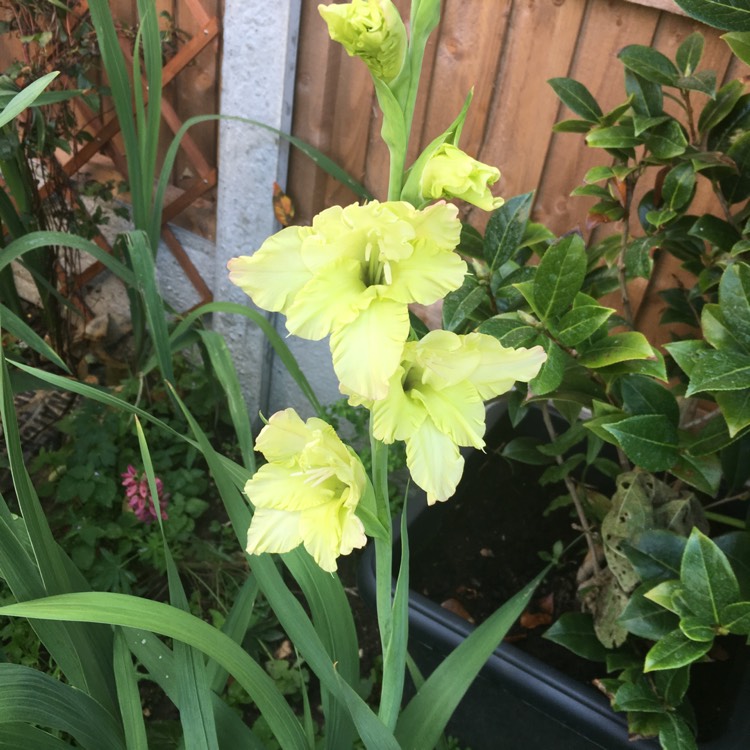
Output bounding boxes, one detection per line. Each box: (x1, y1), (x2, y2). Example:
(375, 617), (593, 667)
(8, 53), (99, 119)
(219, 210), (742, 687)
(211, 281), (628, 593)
(719, 262), (750, 350)
(501, 436), (554, 465)
(673, 0), (750, 31)
(671, 452), (722, 496)
(620, 375), (679, 423)
(723, 31), (750, 64)
(644, 630), (713, 672)
(0, 724), (71, 750)
(632, 114), (671, 136)
(619, 584), (680, 640)
(442, 274), (488, 332)
(716, 388), (750, 437)
(554, 305), (613, 346)
(659, 712), (698, 750)
(626, 531), (686, 580)
(719, 131), (750, 203)
(477, 315), (539, 348)
(529, 340), (567, 395)
(679, 616), (716, 642)
(644, 120), (688, 159)
(603, 414), (679, 471)
(532, 234), (586, 320)
(721, 601), (750, 634)
(548, 77), (602, 121)
(701, 304), (746, 353)
(681, 528), (740, 621)
(551, 118), (592, 133)
(543, 613), (608, 661)
(685, 350), (750, 395)
(663, 162), (696, 211)
(625, 69), (663, 117)
(664, 339), (706, 378)
(624, 237), (656, 279)
(612, 680), (663, 712)
(676, 70), (716, 97)
(578, 331), (654, 368)
(484, 192), (534, 274)
(689, 214), (741, 251)
(586, 125), (640, 149)
(676, 31), (704, 74)
(699, 79), (745, 133)
(618, 45), (679, 86)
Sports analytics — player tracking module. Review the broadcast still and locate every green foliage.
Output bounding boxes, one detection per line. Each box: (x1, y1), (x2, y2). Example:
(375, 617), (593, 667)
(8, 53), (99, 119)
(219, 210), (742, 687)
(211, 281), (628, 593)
(445, 32), (750, 750)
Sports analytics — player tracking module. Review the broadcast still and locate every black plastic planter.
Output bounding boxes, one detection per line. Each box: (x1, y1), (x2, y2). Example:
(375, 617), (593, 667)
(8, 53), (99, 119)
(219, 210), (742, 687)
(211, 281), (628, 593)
(358, 403), (750, 750)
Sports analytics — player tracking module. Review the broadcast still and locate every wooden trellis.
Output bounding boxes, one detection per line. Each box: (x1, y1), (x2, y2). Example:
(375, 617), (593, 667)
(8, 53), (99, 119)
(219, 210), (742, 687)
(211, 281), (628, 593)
(36, 0), (220, 309)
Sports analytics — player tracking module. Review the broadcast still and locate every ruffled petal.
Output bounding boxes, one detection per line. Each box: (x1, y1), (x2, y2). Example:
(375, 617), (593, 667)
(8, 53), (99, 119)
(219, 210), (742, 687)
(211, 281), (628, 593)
(286, 258), (367, 339)
(406, 418), (465, 505)
(464, 333), (547, 399)
(247, 508), (303, 556)
(298, 500), (365, 572)
(412, 329), (479, 387)
(330, 297), (410, 400)
(227, 226), (312, 312)
(387, 244), (467, 305)
(244, 463), (333, 512)
(255, 408), (313, 463)
(371, 366), (425, 443)
(411, 379), (486, 449)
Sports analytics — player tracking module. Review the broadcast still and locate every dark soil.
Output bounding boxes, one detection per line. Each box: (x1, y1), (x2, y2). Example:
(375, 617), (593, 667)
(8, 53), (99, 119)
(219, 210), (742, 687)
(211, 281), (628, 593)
(407, 407), (601, 684)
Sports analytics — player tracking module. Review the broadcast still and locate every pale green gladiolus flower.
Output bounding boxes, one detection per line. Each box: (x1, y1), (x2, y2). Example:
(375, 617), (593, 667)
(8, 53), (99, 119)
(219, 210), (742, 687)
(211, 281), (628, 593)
(420, 143), (504, 211)
(228, 200), (465, 400)
(346, 330), (546, 504)
(318, 0), (407, 83)
(243, 408), (368, 573)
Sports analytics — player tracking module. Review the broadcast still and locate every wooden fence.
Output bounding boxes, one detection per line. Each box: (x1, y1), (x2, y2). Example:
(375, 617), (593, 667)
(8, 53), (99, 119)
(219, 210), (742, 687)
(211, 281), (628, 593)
(287, 0), (749, 337)
(289, 0), (747, 231)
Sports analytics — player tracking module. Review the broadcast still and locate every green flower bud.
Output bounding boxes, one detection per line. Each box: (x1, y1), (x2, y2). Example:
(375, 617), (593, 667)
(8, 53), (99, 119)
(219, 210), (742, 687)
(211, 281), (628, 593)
(319, 0), (407, 83)
(420, 143), (504, 211)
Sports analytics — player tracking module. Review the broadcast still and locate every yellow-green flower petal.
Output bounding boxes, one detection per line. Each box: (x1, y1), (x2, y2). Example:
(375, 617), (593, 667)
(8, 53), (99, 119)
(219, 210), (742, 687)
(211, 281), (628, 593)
(405, 418), (465, 504)
(247, 508), (304, 556)
(298, 501), (366, 572)
(411, 379), (485, 449)
(330, 296), (410, 400)
(420, 144), (504, 211)
(227, 226), (312, 312)
(286, 258), (366, 339)
(245, 464), (333, 512)
(411, 329), (479, 388)
(254, 408), (313, 463)
(318, 0), (407, 83)
(370, 366), (425, 443)
(464, 333), (547, 399)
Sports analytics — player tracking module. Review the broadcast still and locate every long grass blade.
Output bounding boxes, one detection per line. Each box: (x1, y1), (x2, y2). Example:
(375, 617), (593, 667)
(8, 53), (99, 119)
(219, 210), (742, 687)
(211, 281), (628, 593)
(198, 329), (255, 472)
(0, 724), (72, 750)
(0, 663), (124, 750)
(112, 629), (148, 750)
(0, 72), (59, 128)
(0, 347), (118, 714)
(0, 231), (135, 285)
(0, 594), (308, 750)
(0, 304), (69, 372)
(169, 301), (322, 417)
(394, 565), (551, 750)
(170, 387), (390, 748)
(122, 627), (266, 749)
(134, 418), (220, 750)
(126, 231), (174, 383)
(149, 114), (371, 244)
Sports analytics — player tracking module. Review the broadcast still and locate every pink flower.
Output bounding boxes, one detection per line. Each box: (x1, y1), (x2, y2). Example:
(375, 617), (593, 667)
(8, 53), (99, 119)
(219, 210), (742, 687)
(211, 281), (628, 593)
(121, 465), (169, 523)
